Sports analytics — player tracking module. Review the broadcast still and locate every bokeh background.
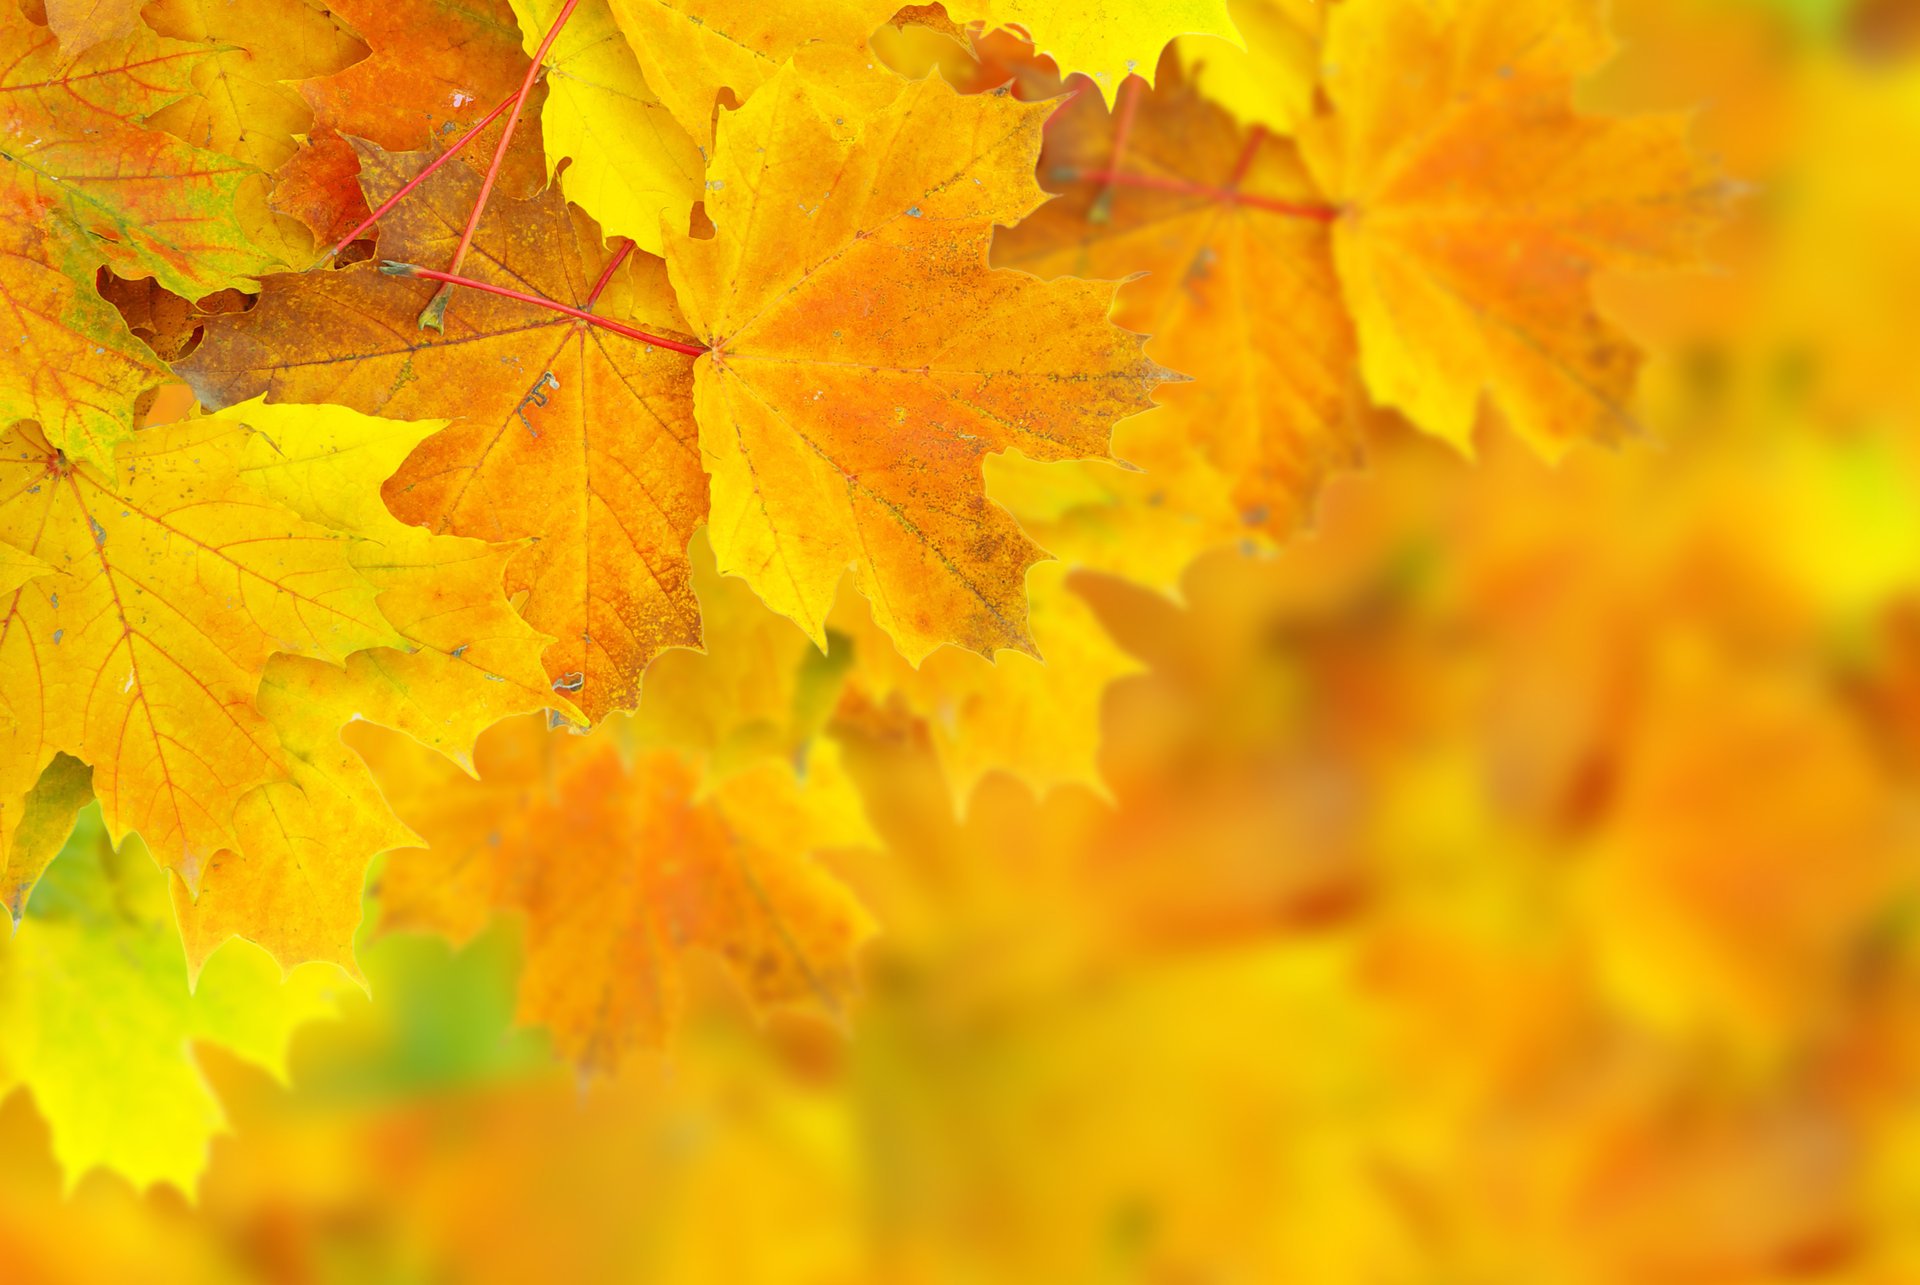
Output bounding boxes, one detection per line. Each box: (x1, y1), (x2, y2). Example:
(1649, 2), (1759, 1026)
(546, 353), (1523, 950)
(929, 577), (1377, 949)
(7, 0), (1920, 1280)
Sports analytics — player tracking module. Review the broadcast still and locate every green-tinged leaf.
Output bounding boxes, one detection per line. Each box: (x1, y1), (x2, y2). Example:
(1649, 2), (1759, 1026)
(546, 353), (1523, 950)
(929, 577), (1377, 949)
(0, 808), (343, 1192)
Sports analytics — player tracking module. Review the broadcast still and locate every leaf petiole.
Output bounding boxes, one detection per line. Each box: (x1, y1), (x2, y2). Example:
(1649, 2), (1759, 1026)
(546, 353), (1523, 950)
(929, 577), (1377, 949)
(309, 74), (552, 271)
(1071, 168), (1340, 222)
(381, 262), (706, 355)
(419, 0), (583, 330)
(584, 237), (634, 313)
(1090, 75), (1144, 222)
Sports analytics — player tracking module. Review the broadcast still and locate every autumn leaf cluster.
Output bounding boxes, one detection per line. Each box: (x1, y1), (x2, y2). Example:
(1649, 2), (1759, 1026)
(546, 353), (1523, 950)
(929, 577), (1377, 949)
(0, 0), (1747, 1202)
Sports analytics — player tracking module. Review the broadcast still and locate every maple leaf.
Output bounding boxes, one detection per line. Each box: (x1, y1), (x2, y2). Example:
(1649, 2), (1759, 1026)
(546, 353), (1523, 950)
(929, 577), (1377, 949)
(132, 0), (371, 277)
(297, 0), (529, 154)
(164, 398), (561, 976)
(665, 66), (1166, 661)
(270, 131), (376, 250)
(168, 677), (418, 982)
(995, 54), (1362, 539)
(942, 0), (1242, 103)
(630, 531), (854, 775)
(602, 0), (899, 141)
(0, 6), (296, 462)
(0, 415), (401, 889)
(0, 208), (168, 469)
(830, 561), (1142, 804)
(280, 0), (560, 257)
(0, 8), (289, 300)
(357, 714), (876, 1072)
(0, 808), (341, 1192)
(1297, 0), (1726, 455)
(217, 399), (571, 761)
(505, 0), (703, 258)
(280, 0), (554, 255)
(0, 753), (90, 926)
(1176, 0), (1322, 135)
(180, 143), (706, 722)
(142, 0), (366, 175)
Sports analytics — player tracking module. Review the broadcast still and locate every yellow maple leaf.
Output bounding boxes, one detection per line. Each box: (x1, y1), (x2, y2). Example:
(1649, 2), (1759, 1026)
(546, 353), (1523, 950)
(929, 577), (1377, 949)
(602, 0), (898, 141)
(163, 398), (564, 977)
(0, 808), (342, 1192)
(1176, 0), (1322, 136)
(944, 0), (1241, 103)
(0, 415), (400, 888)
(507, 0), (704, 257)
(666, 65), (1167, 661)
(213, 398), (573, 762)
(169, 675), (419, 982)
(142, 0), (367, 174)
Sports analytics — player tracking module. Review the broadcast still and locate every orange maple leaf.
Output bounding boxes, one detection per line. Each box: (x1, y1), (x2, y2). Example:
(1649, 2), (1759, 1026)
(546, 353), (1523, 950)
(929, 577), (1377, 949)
(358, 714), (876, 1072)
(297, 0), (529, 155)
(181, 142), (706, 721)
(995, 54), (1362, 537)
(1298, 0), (1726, 455)
(666, 67), (1168, 661)
(277, 0), (541, 253)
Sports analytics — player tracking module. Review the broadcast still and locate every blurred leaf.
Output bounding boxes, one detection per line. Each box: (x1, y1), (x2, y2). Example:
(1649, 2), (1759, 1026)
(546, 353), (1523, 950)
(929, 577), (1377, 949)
(0, 807), (343, 1192)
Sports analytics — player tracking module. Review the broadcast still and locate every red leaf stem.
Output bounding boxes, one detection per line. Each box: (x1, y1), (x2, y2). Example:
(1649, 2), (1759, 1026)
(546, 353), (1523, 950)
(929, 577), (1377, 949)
(310, 80), (534, 269)
(1074, 168), (1340, 221)
(584, 237), (633, 312)
(418, 0), (582, 329)
(382, 262), (706, 355)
